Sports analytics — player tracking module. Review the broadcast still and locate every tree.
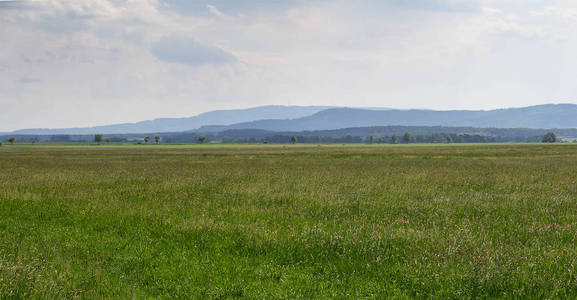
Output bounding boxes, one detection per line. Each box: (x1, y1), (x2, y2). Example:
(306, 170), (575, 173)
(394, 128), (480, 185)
(291, 136), (297, 144)
(198, 136), (206, 143)
(144, 136), (150, 144)
(154, 136), (160, 144)
(446, 135), (453, 143)
(8, 137), (15, 144)
(391, 134), (399, 144)
(378, 137), (385, 144)
(369, 136), (374, 144)
(104, 138), (111, 144)
(94, 134), (102, 144)
(402, 132), (412, 144)
(542, 132), (557, 143)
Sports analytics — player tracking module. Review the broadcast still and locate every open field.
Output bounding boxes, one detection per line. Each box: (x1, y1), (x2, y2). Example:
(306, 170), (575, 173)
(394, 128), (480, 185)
(0, 141), (553, 149)
(1, 144), (577, 298)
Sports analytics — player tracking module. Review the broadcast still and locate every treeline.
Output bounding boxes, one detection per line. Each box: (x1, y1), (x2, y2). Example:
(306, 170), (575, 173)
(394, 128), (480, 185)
(0, 133), (554, 144)
(216, 133), (498, 144)
(1, 125), (571, 144)
(0, 133), (498, 144)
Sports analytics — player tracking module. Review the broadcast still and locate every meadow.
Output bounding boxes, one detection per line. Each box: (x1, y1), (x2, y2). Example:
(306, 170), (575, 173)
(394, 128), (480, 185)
(1, 143), (577, 298)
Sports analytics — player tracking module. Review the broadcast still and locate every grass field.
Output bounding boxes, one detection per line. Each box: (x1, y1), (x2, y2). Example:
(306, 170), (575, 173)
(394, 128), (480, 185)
(1, 144), (577, 298)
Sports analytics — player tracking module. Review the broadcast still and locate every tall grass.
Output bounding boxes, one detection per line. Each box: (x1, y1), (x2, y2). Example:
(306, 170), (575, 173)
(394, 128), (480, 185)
(1, 144), (576, 298)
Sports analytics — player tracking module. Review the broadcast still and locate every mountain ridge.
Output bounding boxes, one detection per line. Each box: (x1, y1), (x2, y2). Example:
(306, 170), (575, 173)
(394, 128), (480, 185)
(197, 104), (577, 132)
(4, 103), (577, 135)
(6, 105), (334, 135)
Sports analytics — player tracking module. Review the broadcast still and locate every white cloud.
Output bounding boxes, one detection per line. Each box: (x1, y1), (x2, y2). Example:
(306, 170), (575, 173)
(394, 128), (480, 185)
(150, 34), (235, 65)
(482, 7), (503, 15)
(531, 5), (577, 21)
(207, 5), (223, 17)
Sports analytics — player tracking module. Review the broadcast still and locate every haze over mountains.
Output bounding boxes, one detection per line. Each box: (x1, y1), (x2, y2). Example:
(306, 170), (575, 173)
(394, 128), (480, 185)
(199, 104), (577, 132)
(5, 104), (577, 135)
(7, 106), (333, 135)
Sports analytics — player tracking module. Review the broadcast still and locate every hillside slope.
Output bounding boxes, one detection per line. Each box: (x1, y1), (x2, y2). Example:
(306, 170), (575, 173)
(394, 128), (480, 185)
(198, 104), (577, 132)
(8, 106), (334, 135)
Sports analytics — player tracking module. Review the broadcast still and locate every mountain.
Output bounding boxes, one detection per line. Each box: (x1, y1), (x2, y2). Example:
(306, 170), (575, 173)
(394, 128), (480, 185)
(7, 106), (334, 135)
(215, 126), (574, 139)
(198, 104), (577, 132)
(6, 104), (577, 135)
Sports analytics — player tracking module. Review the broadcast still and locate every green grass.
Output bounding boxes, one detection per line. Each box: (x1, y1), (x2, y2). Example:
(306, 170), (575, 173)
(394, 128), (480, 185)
(0, 141), (559, 150)
(1, 144), (577, 298)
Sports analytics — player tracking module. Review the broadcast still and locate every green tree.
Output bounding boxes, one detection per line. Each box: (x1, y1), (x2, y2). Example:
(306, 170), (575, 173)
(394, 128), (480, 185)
(8, 137), (15, 144)
(154, 136), (160, 144)
(541, 132), (557, 143)
(446, 135), (453, 143)
(198, 136), (206, 143)
(104, 138), (111, 144)
(144, 136), (150, 144)
(291, 136), (297, 144)
(402, 132), (412, 144)
(391, 134), (399, 144)
(94, 134), (102, 144)
(369, 136), (374, 144)
(378, 137), (385, 144)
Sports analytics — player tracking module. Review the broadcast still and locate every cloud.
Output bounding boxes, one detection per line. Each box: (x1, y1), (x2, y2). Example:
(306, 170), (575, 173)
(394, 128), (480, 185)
(161, 0), (479, 17)
(207, 5), (223, 17)
(150, 35), (235, 66)
(160, 0), (300, 16)
(482, 7), (503, 15)
(531, 5), (577, 21)
(0, 0), (24, 10)
(383, 0), (480, 12)
(19, 77), (42, 84)
(33, 0), (159, 19)
(0, 0), (161, 34)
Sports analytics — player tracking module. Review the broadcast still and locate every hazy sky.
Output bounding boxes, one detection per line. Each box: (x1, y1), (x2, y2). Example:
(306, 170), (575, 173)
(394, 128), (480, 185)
(1, 0), (577, 131)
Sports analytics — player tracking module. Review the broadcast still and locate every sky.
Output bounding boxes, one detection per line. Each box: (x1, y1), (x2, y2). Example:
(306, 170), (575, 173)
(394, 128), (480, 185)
(1, 0), (577, 131)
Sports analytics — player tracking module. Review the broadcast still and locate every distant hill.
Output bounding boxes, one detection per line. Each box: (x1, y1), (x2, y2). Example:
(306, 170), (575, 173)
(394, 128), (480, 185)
(198, 104), (577, 132)
(6, 104), (577, 135)
(7, 106), (334, 135)
(215, 126), (569, 139)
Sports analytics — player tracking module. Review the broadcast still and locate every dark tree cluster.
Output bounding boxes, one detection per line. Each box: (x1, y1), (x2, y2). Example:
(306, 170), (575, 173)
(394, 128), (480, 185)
(541, 132), (557, 143)
(94, 134), (103, 144)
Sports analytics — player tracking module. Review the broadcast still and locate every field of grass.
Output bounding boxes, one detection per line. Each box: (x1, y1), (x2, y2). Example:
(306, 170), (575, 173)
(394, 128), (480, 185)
(1, 144), (577, 298)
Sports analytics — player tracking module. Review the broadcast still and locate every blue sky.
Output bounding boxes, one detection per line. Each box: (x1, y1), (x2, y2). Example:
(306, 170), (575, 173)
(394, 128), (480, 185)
(1, 0), (577, 130)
